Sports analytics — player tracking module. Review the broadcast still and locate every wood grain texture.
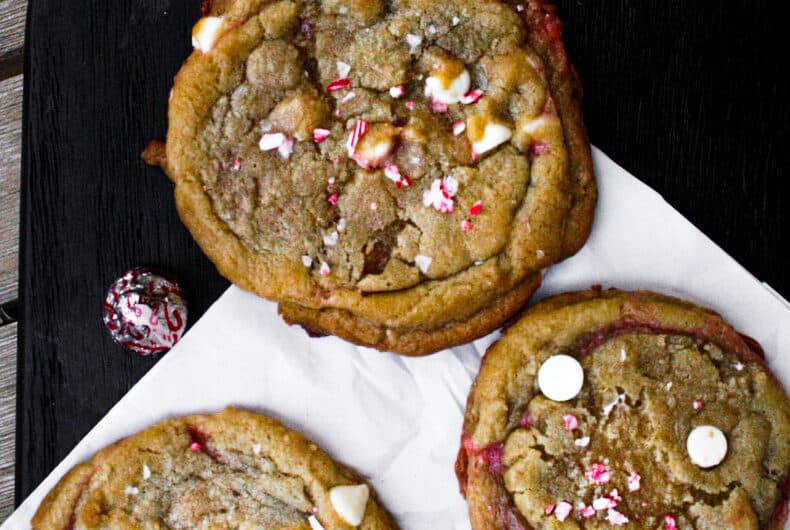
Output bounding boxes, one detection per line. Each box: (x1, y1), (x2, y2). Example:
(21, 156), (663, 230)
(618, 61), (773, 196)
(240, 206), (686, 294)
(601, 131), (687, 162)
(0, 75), (21, 305)
(16, 0), (789, 507)
(0, 0), (26, 78)
(0, 324), (16, 521)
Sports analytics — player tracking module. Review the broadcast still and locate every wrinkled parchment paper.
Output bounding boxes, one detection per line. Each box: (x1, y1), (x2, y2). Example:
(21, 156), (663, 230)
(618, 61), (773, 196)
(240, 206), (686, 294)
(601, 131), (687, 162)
(4, 148), (789, 529)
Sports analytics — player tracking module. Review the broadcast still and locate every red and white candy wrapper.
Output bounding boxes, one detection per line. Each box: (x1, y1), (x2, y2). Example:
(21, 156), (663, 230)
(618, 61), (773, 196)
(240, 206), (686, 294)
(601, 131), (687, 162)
(102, 267), (188, 355)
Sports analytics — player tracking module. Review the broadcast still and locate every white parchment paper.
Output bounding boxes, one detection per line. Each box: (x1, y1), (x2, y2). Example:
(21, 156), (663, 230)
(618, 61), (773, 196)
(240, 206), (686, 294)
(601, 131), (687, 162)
(4, 147), (789, 529)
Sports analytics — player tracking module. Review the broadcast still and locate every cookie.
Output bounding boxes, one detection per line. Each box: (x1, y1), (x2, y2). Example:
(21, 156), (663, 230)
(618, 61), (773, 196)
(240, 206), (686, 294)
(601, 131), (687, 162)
(456, 289), (790, 529)
(144, 0), (595, 355)
(32, 407), (397, 529)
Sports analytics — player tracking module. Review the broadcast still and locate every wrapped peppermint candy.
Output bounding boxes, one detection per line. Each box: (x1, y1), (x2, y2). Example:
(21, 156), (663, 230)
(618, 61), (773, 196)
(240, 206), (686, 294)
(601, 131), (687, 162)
(102, 267), (187, 355)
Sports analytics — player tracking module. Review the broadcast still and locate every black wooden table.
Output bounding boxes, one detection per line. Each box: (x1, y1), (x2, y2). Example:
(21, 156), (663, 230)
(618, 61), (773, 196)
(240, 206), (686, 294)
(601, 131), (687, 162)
(17, 0), (789, 503)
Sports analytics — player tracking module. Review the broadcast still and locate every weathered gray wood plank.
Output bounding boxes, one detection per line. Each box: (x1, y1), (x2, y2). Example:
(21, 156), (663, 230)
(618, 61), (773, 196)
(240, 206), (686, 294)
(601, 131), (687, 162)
(0, 323), (17, 521)
(0, 0), (26, 78)
(0, 74), (22, 305)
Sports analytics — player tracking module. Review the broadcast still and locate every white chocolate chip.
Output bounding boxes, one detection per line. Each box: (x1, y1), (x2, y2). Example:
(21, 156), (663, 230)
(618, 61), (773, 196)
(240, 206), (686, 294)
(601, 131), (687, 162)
(323, 231), (339, 246)
(687, 425), (728, 468)
(575, 436), (590, 448)
(191, 16), (224, 53)
(425, 69), (470, 104)
(301, 255), (313, 267)
(452, 16), (460, 26)
(537, 354), (584, 402)
(329, 484), (370, 526)
(252, 443), (262, 455)
(414, 255), (432, 274)
(471, 122), (512, 155)
(125, 486), (139, 496)
(142, 464), (151, 480)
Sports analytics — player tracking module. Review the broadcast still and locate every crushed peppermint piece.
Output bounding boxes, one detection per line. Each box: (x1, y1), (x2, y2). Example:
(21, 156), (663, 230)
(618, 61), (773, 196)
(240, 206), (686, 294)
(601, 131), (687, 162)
(627, 471), (641, 492)
(620, 347), (627, 361)
(259, 132), (286, 151)
(415, 255), (432, 274)
(323, 231), (339, 246)
(336, 60), (351, 78)
(606, 509), (629, 526)
(125, 486), (139, 496)
(328, 193), (338, 205)
(664, 514), (678, 530)
(575, 436), (590, 448)
(536, 249), (545, 259)
(370, 202), (378, 211)
(385, 164), (410, 188)
(319, 262), (331, 276)
(431, 100), (448, 113)
(337, 218), (347, 232)
(554, 501), (572, 522)
(143, 464), (151, 480)
(693, 400), (703, 410)
(452, 16), (460, 26)
(545, 504), (555, 515)
(516, 4), (524, 12)
(580, 505), (596, 518)
(592, 497), (617, 511)
(442, 175), (459, 196)
(461, 219), (473, 232)
(423, 178), (455, 213)
(666, 381), (673, 391)
(313, 128), (331, 143)
(308, 515), (326, 530)
(327, 78), (351, 92)
(585, 463), (612, 484)
(389, 85), (406, 98)
(346, 120), (369, 157)
(563, 414), (579, 431)
(734, 361), (744, 371)
(405, 33), (422, 54)
(405, 100), (415, 110)
(232, 159), (241, 171)
(460, 89), (483, 104)
(469, 201), (482, 216)
(427, 24), (437, 34)
(339, 91), (356, 104)
(277, 136), (293, 159)
(190, 442), (201, 452)
(302, 255), (313, 267)
(452, 120), (467, 135)
(610, 488), (622, 501)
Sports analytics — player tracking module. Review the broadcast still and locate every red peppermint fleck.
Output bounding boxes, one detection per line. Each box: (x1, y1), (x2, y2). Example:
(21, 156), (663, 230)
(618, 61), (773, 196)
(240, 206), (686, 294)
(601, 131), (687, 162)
(461, 219), (473, 232)
(585, 463), (612, 484)
(319, 262), (331, 276)
(519, 410), (533, 427)
(460, 89), (483, 105)
(452, 120), (466, 135)
(469, 201), (483, 217)
(405, 100), (415, 110)
(232, 159), (241, 171)
(545, 504), (554, 515)
(529, 141), (550, 158)
(310, 506), (318, 514)
(606, 509), (629, 526)
(328, 193), (338, 205)
(563, 414), (578, 431)
(395, 175), (412, 188)
(327, 78), (351, 92)
(627, 471), (641, 492)
(471, 150), (479, 161)
(389, 85), (406, 98)
(190, 442), (201, 452)
(580, 505), (596, 519)
(693, 400), (703, 410)
(313, 128), (331, 143)
(664, 515), (678, 530)
(431, 100), (448, 113)
(554, 501), (572, 522)
(346, 119), (369, 157)
(478, 441), (504, 473)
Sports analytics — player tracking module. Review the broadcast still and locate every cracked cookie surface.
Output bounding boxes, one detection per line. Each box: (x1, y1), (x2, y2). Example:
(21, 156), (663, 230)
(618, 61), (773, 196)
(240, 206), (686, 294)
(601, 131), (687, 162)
(32, 408), (397, 530)
(456, 289), (790, 529)
(148, 0), (595, 355)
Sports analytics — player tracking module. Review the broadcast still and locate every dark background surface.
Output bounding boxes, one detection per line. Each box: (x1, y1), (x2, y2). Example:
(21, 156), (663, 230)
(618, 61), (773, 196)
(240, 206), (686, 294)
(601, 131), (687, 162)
(17, 0), (788, 501)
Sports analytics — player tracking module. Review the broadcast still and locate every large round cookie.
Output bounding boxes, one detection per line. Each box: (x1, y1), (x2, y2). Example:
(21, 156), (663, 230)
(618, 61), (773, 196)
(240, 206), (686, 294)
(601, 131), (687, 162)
(32, 408), (397, 529)
(456, 289), (790, 529)
(145, 0), (595, 355)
